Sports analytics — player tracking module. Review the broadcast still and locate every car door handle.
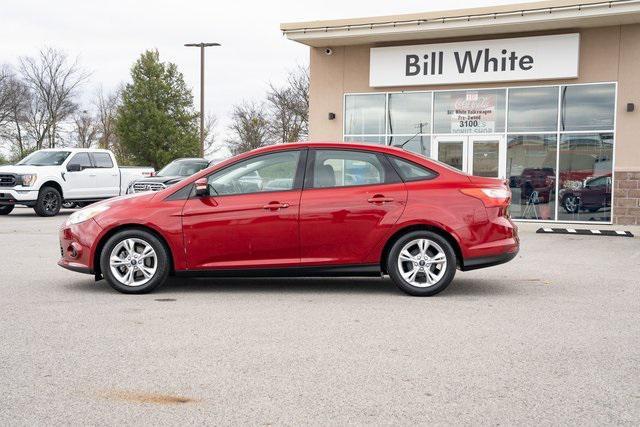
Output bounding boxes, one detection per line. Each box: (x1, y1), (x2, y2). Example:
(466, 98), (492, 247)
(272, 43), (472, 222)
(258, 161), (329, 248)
(263, 202), (290, 210)
(367, 195), (394, 204)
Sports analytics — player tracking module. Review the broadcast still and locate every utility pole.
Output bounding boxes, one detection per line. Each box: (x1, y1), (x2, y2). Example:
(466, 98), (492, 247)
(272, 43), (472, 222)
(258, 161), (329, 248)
(184, 42), (221, 157)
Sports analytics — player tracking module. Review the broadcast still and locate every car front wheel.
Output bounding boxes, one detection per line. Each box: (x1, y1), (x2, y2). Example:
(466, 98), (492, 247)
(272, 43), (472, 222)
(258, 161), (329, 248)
(34, 186), (62, 217)
(387, 231), (457, 296)
(563, 195), (580, 214)
(99, 229), (170, 294)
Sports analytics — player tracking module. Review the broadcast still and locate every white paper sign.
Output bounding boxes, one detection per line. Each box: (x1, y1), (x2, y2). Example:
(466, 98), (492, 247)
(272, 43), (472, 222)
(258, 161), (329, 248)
(370, 34), (580, 87)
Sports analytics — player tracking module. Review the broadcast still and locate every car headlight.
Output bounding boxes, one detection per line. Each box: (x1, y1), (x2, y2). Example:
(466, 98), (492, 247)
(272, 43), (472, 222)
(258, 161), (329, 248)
(19, 174), (37, 187)
(67, 205), (111, 225)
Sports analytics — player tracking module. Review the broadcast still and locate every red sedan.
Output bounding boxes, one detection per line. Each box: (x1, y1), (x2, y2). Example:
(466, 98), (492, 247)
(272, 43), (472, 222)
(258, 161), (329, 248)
(58, 142), (518, 296)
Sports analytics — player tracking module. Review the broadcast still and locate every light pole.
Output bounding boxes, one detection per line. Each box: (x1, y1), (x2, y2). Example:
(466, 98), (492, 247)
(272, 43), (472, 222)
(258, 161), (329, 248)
(184, 42), (221, 157)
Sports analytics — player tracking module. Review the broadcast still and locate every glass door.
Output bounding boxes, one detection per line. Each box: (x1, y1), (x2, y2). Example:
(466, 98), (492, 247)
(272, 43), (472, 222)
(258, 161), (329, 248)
(468, 135), (506, 179)
(433, 136), (467, 172)
(434, 135), (506, 178)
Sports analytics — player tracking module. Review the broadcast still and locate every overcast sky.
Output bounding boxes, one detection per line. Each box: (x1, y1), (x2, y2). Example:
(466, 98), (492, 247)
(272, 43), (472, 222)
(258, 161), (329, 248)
(1, 0), (531, 156)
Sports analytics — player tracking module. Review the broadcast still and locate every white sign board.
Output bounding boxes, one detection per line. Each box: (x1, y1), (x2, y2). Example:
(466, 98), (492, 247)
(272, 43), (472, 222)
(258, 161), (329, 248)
(449, 92), (496, 134)
(370, 34), (580, 87)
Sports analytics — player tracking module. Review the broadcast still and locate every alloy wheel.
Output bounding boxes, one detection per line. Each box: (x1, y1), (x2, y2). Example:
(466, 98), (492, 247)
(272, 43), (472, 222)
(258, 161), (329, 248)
(43, 191), (59, 214)
(396, 238), (447, 287)
(109, 238), (158, 287)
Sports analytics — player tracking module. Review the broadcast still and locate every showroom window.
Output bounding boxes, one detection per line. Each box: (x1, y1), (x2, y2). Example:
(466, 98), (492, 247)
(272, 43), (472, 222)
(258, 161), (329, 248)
(387, 92), (431, 157)
(344, 82), (616, 223)
(506, 134), (558, 220)
(433, 89), (506, 134)
(508, 86), (558, 132)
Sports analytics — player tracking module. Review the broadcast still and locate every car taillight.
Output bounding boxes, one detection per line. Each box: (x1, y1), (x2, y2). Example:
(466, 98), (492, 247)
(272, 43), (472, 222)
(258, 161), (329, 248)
(460, 188), (511, 208)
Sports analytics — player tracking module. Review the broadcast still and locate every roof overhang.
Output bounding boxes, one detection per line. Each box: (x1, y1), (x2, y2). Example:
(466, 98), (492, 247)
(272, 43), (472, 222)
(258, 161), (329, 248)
(281, 0), (640, 47)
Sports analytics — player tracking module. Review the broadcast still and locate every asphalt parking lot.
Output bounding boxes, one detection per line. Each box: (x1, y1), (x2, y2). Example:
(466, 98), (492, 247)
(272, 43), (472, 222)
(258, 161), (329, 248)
(1, 207), (639, 425)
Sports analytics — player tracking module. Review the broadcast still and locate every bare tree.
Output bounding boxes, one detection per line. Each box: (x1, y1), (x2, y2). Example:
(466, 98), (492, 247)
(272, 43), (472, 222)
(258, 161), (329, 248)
(266, 65), (309, 143)
(19, 47), (89, 148)
(225, 102), (271, 155)
(0, 68), (35, 158)
(203, 113), (222, 156)
(72, 111), (99, 148)
(0, 66), (14, 126)
(286, 64), (309, 129)
(94, 86), (121, 150)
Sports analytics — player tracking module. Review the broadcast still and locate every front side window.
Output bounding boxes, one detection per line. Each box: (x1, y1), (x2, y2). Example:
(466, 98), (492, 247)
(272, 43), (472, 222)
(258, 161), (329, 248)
(92, 153), (114, 168)
(69, 153), (92, 169)
(311, 150), (388, 188)
(207, 151), (300, 196)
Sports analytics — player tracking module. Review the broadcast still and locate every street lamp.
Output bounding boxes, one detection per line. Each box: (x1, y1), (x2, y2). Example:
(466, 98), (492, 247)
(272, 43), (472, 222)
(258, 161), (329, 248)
(184, 42), (221, 157)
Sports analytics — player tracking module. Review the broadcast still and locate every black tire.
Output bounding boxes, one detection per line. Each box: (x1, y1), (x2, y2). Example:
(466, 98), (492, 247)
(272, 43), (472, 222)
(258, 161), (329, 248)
(34, 186), (62, 217)
(99, 229), (170, 294)
(0, 205), (14, 215)
(387, 231), (457, 297)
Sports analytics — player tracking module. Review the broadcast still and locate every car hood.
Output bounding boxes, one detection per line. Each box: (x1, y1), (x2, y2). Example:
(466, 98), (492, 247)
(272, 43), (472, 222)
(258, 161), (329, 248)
(132, 175), (186, 185)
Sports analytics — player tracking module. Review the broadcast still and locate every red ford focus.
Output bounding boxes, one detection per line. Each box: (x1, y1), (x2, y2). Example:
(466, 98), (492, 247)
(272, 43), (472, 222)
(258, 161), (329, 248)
(58, 142), (518, 296)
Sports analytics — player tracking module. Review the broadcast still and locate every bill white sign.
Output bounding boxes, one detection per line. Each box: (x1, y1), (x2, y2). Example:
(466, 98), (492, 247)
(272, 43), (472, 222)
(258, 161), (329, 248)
(370, 34), (580, 87)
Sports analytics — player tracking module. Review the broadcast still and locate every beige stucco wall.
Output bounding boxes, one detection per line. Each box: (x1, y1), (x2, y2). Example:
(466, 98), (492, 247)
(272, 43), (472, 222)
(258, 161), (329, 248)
(308, 25), (640, 171)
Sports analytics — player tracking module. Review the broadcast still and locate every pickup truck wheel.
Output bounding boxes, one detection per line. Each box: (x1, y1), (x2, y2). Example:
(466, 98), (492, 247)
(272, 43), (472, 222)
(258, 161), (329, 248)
(0, 205), (14, 215)
(100, 229), (170, 294)
(387, 231), (457, 297)
(34, 186), (62, 217)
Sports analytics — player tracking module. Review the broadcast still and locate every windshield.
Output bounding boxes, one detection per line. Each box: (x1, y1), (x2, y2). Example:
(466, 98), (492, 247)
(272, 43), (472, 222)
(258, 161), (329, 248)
(17, 151), (71, 166)
(157, 160), (208, 177)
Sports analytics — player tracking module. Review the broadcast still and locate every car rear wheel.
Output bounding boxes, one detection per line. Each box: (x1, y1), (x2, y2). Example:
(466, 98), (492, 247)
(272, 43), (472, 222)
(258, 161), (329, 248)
(0, 205), (14, 215)
(387, 231), (457, 296)
(99, 229), (170, 294)
(34, 186), (62, 217)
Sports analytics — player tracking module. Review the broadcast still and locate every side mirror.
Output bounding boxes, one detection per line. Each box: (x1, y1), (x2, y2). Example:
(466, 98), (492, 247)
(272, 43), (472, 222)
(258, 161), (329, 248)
(67, 163), (82, 172)
(194, 178), (209, 197)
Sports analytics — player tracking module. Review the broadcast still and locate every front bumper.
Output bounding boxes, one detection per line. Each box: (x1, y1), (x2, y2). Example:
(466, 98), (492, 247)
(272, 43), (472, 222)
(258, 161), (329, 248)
(58, 218), (103, 275)
(0, 188), (38, 206)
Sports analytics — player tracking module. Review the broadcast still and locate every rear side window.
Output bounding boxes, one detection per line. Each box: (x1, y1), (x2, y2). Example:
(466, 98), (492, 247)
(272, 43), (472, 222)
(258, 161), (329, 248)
(92, 153), (114, 168)
(311, 150), (391, 189)
(69, 152), (92, 169)
(388, 156), (437, 182)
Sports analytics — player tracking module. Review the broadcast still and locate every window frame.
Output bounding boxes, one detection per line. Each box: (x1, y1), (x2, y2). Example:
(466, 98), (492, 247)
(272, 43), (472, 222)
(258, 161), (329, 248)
(303, 148), (401, 190)
(194, 148), (308, 199)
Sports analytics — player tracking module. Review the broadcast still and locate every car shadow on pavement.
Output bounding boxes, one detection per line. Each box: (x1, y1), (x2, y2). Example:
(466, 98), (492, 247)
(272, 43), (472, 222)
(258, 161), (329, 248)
(64, 276), (517, 297)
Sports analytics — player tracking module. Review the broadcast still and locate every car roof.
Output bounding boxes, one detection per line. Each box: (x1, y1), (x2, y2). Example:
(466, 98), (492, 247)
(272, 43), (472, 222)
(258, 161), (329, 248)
(172, 157), (208, 162)
(38, 148), (112, 153)
(249, 141), (417, 157)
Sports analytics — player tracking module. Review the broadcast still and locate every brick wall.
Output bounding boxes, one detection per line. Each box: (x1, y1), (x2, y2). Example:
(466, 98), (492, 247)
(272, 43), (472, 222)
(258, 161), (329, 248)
(614, 171), (640, 225)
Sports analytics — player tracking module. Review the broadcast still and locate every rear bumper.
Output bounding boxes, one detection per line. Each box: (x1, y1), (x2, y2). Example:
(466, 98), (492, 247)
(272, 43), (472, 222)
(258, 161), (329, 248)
(0, 189), (38, 206)
(461, 248), (519, 271)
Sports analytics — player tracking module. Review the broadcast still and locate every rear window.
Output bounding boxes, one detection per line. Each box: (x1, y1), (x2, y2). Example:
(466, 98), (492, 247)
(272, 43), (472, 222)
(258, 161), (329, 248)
(388, 156), (437, 182)
(92, 153), (114, 168)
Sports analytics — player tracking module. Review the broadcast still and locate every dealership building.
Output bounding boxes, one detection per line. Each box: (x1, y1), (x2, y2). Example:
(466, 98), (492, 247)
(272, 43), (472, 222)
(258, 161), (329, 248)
(282, 0), (640, 225)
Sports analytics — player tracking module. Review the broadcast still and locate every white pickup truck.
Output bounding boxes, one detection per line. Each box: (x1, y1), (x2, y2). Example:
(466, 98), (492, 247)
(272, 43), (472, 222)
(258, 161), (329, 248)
(0, 148), (154, 217)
